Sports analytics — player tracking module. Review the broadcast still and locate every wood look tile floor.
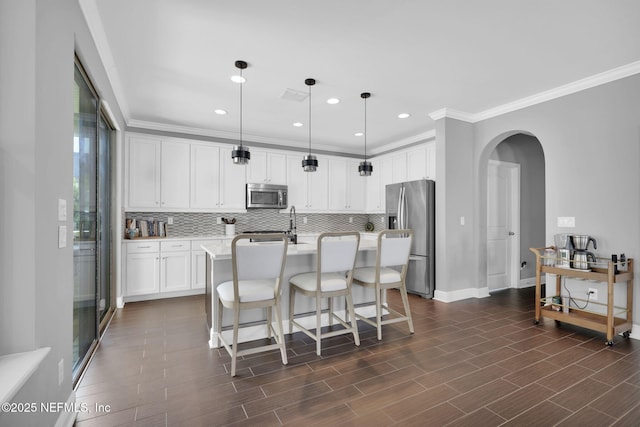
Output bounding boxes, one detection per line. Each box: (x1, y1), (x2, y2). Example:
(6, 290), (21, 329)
(74, 288), (640, 426)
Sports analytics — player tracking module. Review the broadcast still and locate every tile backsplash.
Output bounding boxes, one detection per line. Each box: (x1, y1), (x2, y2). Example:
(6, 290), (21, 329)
(125, 210), (374, 238)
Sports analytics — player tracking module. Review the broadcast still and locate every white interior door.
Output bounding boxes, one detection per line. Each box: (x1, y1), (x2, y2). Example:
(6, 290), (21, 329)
(487, 160), (520, 291)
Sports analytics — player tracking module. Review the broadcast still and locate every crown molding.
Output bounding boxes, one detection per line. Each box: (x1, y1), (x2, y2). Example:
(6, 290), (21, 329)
(429, 60), (640, 124)
(126, 119), (364, 155)
(369, 129), (436, 156)
(474, 60), (640, 122)
(428, 108), (475, 123)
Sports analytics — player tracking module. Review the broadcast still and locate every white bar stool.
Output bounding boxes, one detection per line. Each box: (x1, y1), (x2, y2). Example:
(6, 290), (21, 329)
(288, 232), (361, 356)
(216, 234), (288, 376)
(352, 229), (414, 341)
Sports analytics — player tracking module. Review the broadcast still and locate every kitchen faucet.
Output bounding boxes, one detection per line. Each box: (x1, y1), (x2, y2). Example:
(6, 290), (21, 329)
(288, 205), (297, 244)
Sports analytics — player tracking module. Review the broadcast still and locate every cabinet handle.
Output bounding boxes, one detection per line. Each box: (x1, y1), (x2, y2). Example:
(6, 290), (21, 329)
(138, 245), (152, 249)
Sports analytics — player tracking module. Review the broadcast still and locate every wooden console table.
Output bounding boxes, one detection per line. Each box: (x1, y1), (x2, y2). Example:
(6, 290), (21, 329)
(530, 247), (634, 345)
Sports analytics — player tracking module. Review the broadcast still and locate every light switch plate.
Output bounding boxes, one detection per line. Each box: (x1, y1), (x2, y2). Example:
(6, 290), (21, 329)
(58, 198), (67, 221)
(58, 225), (67, 248)
(557, 216), (576, 228)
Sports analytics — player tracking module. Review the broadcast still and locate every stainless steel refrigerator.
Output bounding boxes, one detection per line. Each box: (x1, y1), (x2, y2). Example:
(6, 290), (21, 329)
(386, 179), (435, 298)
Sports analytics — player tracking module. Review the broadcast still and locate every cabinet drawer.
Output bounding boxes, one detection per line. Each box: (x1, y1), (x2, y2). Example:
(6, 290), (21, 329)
(127, 241), (160, 254)
(161, 240), (191, 252)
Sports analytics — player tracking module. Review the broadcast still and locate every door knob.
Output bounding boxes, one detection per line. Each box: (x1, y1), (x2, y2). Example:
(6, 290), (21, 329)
(508, 231), (515, 236)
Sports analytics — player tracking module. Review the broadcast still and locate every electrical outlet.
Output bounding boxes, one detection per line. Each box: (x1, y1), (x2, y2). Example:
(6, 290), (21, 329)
(303, 216), (308, 224)
(380, 216), (385, 224)
(588, 288), (598, 301)
(349, 217), (353, 223)
(58, 358), (64, 386)
(167, 216), (174, 225)
(216, 217), (222, 225)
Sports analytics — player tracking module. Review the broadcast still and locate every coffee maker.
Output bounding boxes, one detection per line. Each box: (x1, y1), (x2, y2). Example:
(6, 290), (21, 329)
(570, 235), (597, 270)
(554, 233), (573, 267)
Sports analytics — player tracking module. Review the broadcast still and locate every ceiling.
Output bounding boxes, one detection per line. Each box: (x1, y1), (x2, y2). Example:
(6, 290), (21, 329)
(81, 0), (640, 155)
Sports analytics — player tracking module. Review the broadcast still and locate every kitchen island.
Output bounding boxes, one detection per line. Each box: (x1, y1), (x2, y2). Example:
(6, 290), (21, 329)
(202, 237), (379, 348)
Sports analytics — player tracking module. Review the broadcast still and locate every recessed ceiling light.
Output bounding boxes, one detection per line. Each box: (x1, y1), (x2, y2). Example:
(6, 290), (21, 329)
(326, 98), (340, 105)
(398, 113), (411, 119)
(214, 109), (227, 115)
(230, 75), (246, 83)
(293, 122), (303, 127)
(354, 132), (364, 137)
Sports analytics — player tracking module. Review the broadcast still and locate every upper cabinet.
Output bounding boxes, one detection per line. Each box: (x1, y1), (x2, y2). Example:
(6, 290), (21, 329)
(190, 144), (220, 209)
(127, 136), (189, 209)
(126, 134), (246, 212)
(219, 147), (247, 210)
(247, 150), (287, 185)
(286, 154), (328, 211)
(365, 158), (383, 212)
(125, 132), (434, 214)
(328, 157), (365, 212)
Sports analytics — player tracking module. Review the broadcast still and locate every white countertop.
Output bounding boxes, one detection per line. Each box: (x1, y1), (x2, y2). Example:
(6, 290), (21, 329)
(124, 231), (379, 244)
(201, 237), (378, 260)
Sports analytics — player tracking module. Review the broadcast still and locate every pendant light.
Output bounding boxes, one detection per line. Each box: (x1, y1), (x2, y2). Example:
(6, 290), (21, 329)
(358, 92), (373, 176)
(301, 78), (318, 172)
(231, 60), (250, 165)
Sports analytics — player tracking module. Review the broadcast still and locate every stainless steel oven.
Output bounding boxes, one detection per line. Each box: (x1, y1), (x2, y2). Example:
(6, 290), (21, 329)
(246, 183), (288, 209)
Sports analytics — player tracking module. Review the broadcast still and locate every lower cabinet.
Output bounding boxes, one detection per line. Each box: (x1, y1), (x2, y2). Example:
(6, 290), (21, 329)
(124, 240), (192, 297)
(125, 241), (161, 296)
(160, 241), (191, 292)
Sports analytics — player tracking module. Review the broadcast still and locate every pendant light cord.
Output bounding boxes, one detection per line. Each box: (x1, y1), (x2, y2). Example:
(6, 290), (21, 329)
(308, 84), (312, 155)
(239, 68), (243, 148)
(364, 95), (367, 162)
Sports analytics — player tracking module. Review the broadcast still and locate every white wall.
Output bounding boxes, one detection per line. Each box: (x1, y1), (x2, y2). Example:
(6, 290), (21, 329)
(0, 1), (124, 425)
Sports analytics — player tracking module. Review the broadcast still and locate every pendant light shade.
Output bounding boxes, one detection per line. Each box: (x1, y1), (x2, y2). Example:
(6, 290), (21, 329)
(231, 60), (250, 165)
(302, 78), (318, 172)
(358, 92), (373, 176)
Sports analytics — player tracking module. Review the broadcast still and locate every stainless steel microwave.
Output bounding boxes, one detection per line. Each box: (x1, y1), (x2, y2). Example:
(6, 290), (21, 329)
(246, 183), (288, 209)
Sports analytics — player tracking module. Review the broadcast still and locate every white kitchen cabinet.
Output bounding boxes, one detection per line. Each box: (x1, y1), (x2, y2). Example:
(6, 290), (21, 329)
(425, 142), (436, 179)
(406, 145), (427, 181)
(286, 155), (307, 209)
(127, 137), (161, 208)
(125, 241), (160, 296)
(160, 240), (191, 292)
(365, 158), (384, 212)
(124, 240), (192, 297)
(127, 136), (190, 209)
(247, 150), (287, 185)
(190, 144), (220, 209)
(219, 147), (247, 210)
(328, 158), (365, 211)
(391, 152), (407, 183)
(286, 154), (328, 211)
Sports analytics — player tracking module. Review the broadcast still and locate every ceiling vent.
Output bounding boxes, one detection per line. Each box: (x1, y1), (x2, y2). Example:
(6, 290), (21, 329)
(281, 88), (309, 102)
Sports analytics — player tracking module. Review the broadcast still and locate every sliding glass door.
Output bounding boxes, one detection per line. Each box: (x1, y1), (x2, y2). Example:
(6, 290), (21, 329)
(73, 59), (114, 384)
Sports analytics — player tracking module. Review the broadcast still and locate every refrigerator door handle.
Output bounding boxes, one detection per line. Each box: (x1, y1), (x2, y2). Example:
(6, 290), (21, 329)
(396, 186), (403, 229)
(400, 186), (408, 229)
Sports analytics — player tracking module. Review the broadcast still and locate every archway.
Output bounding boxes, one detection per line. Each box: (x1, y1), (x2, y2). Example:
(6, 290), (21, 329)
(480, 132), (546, 293)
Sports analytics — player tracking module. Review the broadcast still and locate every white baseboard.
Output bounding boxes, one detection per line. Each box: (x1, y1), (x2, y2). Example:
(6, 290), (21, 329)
(54, 390), (77, 427)
(209, 306), (380, 349)
(123, 288), (204, 304)
(518, 277), (537, 288)
(433, 287), (490, 303)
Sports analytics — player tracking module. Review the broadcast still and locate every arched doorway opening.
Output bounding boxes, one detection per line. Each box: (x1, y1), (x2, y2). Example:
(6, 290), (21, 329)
(485, 133), (545, 293)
